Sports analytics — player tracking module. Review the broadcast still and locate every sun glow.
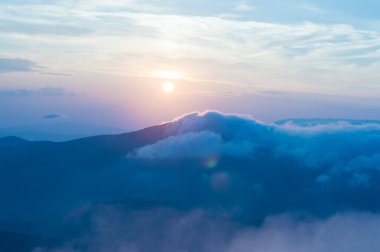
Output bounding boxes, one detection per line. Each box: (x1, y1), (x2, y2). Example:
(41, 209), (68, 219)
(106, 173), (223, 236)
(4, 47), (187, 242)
(154, 70), (184, 80)
(162, 81), (174, 93)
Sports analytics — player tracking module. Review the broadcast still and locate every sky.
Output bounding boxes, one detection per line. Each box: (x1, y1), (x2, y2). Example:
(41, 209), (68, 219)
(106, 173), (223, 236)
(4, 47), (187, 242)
(1, 0), (380, 133)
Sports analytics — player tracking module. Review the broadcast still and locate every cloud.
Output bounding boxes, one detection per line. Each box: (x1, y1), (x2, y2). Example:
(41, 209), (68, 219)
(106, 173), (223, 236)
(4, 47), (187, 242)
(133, 111), (272, 159)
(133, 131), (254, 159)
(0, 58), (37, 73)
(275, 118), (380, 133)
(1, 2), (380, 95)
(133, 111), (380, 162)
(0, 19), (92, 37)
(227, 212), (380, 252)
(0, 87), (71, 97)
(235, 2), (254, 12)
(42, 113), (62, 119)
(33, 208), (380, 252)
(125, 111), (380, 220)
(132, 111), (380, 182)
(131, 111), (274, 160)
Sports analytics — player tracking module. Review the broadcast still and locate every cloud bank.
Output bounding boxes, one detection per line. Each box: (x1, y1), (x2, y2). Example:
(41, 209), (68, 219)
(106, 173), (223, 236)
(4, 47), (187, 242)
(133, 131), (254, 159)
(133, 111), (380, 167)
(34, 208), (380, 252)
(128, 111), (380, 219)
(131, 111), (268, 159)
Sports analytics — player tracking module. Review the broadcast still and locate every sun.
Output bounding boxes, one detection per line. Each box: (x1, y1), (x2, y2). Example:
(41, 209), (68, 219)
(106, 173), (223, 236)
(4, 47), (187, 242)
(162, 81), (174, 93)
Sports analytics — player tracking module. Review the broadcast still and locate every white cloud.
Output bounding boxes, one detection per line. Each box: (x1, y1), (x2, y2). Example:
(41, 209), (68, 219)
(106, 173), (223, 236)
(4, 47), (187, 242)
(132, 131), (254, 159)
(129, 111), (380, 188)
(235, 2), (254, 12)
(133, 131), (224, 159)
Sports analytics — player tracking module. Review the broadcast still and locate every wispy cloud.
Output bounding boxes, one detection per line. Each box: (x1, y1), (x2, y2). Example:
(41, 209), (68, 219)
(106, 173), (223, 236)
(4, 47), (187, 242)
(235, 2), (254, 12)
(42, 113), (63, 119)
(0, 18), (92, 36)
(0, 58), (36, 73)
(0, 1), (380, 95)
(34, 210), (380, 252)
(0, 87), (71, 97)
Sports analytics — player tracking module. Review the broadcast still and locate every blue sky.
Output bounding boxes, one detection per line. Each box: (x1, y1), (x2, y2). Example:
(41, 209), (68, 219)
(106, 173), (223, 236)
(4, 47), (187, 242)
(0, 0), (380, 131)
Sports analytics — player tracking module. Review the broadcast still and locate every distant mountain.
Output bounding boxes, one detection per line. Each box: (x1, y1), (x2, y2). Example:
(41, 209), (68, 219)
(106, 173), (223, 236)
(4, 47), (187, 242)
(0, 123), (173, 249)
(0, 123), (168, 225)
(275, 118), (380, 126)
(0, 122), (127, 141)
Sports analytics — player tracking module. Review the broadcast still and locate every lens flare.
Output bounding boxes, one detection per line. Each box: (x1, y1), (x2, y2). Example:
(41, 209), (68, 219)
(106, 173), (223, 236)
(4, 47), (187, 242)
(210, 172), (231, 191)
(203, 155), (219, 169)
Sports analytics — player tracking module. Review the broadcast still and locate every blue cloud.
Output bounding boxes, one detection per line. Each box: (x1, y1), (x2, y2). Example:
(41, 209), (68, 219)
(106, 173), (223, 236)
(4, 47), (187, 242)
(125, 111), (380, 220)
(42, 113), (62, 119)
(0, 87), (69, 97)
(0, 58), (36, 73)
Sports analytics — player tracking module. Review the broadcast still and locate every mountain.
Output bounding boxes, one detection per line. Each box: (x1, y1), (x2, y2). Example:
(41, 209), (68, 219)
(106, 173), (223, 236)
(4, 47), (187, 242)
(275, 118), (380, 127)
(0, 122), (127, 142)
(0, 123), (166, 167)
(0, 123), (175, 250)
(0, 123), (168, 224)
(0, 231), (58, 252)
(2, 112), (380, 251)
